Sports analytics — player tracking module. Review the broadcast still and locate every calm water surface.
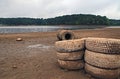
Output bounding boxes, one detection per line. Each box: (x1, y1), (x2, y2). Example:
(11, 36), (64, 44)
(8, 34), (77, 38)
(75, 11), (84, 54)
(0, 25), (119, 33)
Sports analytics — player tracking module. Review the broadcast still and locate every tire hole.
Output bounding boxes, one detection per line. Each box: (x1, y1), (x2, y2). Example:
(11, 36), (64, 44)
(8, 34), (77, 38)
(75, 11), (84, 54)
(65, 33), (72, 40)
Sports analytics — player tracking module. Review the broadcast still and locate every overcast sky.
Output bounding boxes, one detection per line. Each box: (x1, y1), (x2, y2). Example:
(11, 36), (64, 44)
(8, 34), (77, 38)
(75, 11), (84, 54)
(0, 0), (120, 19)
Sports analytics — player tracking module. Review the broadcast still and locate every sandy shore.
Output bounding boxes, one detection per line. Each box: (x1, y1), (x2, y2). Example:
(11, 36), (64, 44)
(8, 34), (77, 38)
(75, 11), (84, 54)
(0, 28), (120, 79)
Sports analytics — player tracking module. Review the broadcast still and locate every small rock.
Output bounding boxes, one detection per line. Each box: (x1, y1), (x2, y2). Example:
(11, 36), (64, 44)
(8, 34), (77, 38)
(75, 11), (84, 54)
(16, 38), (22, 41)
(90, 77), (96, 79)
(12, 65), (17, 69)
(86, 73), (92, 78)
(63, 69), (69, 72)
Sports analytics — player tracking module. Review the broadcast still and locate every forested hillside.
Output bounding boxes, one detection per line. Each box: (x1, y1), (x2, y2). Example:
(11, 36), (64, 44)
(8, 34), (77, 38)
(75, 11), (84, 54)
(109, 19), (120, 26)
(0, 14), (119, 25)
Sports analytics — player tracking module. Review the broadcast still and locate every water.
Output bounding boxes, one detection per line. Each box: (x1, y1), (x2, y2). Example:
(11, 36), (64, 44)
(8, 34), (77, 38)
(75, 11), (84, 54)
(0, 25), (119, 33)
(105, 26), (120, 28)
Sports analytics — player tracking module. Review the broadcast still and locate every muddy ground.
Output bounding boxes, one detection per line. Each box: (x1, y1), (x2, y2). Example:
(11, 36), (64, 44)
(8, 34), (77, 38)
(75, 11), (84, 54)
(0, 28), (120, 79)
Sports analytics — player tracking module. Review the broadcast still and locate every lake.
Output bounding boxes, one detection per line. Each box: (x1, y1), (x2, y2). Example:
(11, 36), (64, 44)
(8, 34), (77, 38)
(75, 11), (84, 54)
(0, 25), (119, 33)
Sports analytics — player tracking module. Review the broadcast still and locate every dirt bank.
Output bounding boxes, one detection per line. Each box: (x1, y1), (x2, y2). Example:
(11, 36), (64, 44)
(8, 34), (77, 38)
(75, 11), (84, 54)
(0, 28), (120, 79)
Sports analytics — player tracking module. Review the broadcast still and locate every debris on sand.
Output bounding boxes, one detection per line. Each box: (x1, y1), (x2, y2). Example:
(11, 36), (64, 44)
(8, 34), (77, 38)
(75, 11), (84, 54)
(16, 38), (22, 41)
(27, 44), (54, 49)
(12, 65), (17, 69)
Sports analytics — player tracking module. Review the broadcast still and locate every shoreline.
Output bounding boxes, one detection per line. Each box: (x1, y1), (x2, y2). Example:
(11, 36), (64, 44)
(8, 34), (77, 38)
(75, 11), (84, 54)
(105, 26), (120, 28)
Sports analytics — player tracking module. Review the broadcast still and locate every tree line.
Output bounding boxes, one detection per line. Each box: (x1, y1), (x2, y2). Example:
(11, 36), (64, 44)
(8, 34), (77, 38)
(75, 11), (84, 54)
(109, 19), (120, 26)
(0, 14), (119, 25)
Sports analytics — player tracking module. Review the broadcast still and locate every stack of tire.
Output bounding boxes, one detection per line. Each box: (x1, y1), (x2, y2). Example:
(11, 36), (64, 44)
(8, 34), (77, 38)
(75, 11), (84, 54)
(85, 38), (120, 79)
(55, 39), (85, 70)
(57, 30), (75, 41)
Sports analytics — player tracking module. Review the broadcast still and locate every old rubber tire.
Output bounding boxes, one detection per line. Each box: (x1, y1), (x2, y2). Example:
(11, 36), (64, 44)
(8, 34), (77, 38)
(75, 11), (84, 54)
(55, 39), (85, 52)
(85, 63), (120, 79)
(57, 30), (75, 40)
(85, 50), (120, 69)
(85, 37), (120, 54)
(58, 59), (84, 70)
(57, 50), (84, 60)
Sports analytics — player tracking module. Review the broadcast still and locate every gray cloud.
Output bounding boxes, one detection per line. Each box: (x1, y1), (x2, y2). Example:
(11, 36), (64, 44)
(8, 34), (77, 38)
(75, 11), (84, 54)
(0, 0), (119, 19)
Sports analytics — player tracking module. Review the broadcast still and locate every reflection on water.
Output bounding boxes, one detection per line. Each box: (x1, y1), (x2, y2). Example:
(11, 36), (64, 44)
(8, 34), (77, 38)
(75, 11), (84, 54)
(0, 25), (107, 33)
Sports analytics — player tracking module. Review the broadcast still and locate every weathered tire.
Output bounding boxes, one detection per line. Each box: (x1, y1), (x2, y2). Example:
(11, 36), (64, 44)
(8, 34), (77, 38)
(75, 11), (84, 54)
(57, 50), (84, 60)
(85, 63), (120, 79)
(57, 30), (75, 40)
(85, 50), (120, 69)
(58, 59), (84, 70)
(55, 39), (85, 52)
(85, 37), (120, 54)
